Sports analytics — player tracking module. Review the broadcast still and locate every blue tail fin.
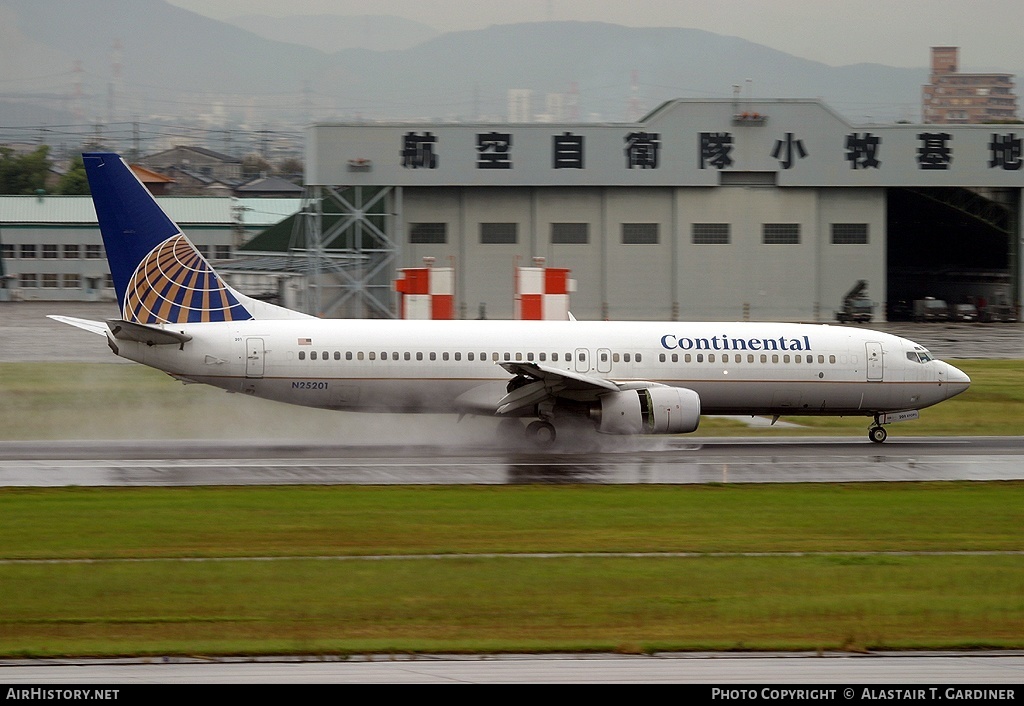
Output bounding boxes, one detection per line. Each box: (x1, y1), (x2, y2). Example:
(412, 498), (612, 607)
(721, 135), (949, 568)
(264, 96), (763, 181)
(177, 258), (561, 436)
(83, 153), (254, 324)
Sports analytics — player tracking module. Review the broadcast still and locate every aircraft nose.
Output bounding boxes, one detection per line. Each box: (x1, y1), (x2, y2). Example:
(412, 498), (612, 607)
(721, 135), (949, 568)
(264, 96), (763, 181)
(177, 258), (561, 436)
(944, 363), (971, 399)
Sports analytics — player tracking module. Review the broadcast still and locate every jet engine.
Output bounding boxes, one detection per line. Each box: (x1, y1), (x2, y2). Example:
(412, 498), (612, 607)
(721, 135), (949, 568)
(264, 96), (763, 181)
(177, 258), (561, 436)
(592, 387), (700, 435)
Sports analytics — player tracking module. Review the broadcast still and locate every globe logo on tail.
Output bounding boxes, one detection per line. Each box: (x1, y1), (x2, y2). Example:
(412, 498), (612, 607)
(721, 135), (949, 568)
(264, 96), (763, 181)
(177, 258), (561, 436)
(123, 234), (253, 324)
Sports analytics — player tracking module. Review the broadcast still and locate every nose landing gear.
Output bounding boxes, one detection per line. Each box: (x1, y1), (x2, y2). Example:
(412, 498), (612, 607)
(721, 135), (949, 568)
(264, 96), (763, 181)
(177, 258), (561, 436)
(868, 410), (921, 443)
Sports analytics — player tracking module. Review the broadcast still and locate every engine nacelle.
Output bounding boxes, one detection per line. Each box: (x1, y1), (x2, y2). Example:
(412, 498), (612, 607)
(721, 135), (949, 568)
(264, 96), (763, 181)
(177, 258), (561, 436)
(593, 387), (701, 435)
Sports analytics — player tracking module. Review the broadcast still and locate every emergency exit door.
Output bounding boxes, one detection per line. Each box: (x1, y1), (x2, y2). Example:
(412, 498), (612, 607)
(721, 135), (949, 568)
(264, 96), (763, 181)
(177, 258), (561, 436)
(575, 348), (590, 373)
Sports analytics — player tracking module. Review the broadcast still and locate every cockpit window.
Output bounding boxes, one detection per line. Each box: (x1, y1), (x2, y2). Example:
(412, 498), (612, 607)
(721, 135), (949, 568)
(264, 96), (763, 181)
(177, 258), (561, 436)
(906, 349), (935, 364)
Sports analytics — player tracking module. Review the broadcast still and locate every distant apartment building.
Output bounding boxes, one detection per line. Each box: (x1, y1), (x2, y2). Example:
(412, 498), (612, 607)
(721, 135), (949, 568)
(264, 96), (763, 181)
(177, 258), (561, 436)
(922, 46), (1018, 123)
(507, 89), (532, 122)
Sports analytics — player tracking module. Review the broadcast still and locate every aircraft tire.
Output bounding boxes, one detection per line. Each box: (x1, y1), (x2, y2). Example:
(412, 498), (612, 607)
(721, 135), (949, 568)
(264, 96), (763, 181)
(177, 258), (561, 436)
(527, 420), (556, 446)
(869, 426), (887, 443)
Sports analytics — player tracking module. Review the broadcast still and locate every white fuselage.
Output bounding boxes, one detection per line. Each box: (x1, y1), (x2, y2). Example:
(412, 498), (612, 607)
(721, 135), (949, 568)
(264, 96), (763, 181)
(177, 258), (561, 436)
(110, 319), (970, 418)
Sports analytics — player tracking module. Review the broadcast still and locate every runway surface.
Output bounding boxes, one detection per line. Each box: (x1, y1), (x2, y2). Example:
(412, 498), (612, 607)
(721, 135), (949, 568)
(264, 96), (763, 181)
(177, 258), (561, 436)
(2, 652), (1023, 684)
(1, 436), (1022, 486)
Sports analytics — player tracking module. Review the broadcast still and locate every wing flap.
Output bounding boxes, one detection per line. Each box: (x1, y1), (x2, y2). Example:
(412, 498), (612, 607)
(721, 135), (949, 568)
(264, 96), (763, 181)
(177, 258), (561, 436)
(496, 380), (554, 416)
(499, 361), (620, 392)
(494, 361), (623, 416)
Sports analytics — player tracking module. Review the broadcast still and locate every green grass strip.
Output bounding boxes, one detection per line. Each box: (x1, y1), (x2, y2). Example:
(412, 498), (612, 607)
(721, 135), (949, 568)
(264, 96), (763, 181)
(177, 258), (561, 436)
(0, 483), (1022, 656)
(1, 555), (1021, 657)
(2, 483), (1022, 559)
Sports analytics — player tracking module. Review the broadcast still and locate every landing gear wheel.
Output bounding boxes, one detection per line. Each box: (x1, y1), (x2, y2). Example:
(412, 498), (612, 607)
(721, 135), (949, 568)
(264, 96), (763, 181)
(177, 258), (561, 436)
(526, 420), (557, 446)
(869, 426), (887, 443)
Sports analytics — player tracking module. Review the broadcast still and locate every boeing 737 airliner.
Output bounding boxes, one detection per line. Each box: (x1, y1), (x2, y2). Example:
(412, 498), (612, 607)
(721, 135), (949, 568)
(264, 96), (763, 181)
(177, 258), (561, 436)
(51, 153), (971, 444)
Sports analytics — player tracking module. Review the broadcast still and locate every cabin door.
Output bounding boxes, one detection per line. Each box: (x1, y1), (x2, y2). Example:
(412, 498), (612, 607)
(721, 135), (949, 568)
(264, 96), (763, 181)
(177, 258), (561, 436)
(865, 342), (883, 382)
(246, 337), (265, 379)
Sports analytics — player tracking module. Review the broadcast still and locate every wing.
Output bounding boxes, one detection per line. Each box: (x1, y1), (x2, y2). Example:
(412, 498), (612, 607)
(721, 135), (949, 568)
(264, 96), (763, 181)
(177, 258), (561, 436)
(494, 361), (620, 416)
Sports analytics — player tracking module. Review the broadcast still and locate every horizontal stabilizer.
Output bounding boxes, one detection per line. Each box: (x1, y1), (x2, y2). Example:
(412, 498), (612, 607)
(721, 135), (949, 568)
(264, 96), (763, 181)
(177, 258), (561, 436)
(106, 319), (192, 347)
(47, 315), (108, 336)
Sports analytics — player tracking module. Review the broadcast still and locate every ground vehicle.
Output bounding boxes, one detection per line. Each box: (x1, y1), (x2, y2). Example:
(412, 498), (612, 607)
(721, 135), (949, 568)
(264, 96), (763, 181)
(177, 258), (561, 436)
(981, 304), (1018, 323)
(952, 303), (978, 322)
(835, 280), (874, 323)
(913, 297), (949, 322)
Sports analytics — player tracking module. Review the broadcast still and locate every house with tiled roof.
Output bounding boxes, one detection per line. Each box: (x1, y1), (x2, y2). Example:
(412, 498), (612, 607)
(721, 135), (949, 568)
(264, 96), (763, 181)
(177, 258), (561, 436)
(139, 146), (242, 193)
(128, 164), (176, 195)
(234, 175), (304, 198)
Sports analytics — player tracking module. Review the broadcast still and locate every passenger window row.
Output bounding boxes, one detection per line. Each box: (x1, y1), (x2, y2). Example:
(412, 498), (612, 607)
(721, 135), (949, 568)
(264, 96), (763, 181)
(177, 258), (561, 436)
(297, 350), (594, 363)
(294, 350), (837, 365)
(659, 352), (838, 365)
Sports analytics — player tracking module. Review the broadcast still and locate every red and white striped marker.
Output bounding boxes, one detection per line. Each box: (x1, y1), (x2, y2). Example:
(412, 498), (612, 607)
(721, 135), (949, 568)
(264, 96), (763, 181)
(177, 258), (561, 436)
(394, 260), (454, 319)
(515, 259), (576, 320)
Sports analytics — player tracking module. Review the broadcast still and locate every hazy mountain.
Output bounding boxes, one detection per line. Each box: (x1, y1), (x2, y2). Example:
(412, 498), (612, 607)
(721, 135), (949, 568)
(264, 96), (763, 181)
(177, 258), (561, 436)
(0, 0), (948, 128)
(317, 22), (930, 122)
(0, 0), (324, 95)
(225, 13), (440, 52)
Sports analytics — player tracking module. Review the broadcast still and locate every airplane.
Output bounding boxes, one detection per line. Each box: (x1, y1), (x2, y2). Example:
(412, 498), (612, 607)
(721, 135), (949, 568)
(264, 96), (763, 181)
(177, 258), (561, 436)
(50, 153), (971, 445)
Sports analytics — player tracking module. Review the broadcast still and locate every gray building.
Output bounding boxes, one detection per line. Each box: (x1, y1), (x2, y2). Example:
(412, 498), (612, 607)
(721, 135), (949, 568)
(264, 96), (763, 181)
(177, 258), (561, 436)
(304, 99), (1022, 322)
(0, 196), (301, 302)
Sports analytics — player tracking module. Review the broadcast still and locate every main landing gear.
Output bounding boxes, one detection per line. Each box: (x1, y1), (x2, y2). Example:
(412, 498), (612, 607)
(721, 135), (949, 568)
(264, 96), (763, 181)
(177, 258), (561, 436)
(526, 420), (556, 446)
(495, 417), (557, 447)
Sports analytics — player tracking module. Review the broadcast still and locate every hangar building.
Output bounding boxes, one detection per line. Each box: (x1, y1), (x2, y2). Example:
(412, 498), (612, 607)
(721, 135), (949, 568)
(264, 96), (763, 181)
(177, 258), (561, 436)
(0, 196), (300, 302)
(303, 99), (1021, 322)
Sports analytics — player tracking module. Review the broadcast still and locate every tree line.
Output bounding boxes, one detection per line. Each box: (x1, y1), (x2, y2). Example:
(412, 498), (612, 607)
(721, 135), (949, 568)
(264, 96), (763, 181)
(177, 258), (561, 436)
(0, 147), (305, 196)
(0, 146), (89, 195)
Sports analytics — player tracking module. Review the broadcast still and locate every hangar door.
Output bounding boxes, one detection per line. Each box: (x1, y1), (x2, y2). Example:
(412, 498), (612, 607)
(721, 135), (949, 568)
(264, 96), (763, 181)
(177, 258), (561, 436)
(886, 187), (1018, 320)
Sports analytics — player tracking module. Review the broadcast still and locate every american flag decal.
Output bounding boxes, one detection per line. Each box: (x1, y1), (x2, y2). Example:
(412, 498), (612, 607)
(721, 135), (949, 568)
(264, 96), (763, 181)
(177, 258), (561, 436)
(123, 234), (253, 324)
(298, 338), (312, 345)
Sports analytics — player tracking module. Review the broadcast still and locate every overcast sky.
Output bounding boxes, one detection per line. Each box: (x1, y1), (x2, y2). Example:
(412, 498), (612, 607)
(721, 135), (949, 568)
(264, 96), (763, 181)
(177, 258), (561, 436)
(167, 0), (1023, 71)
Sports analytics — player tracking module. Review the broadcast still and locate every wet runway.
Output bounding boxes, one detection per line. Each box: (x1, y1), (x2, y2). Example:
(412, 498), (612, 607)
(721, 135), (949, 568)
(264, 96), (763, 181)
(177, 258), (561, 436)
(1, 436), (1022, 487)
(3, 652), (1024, 684)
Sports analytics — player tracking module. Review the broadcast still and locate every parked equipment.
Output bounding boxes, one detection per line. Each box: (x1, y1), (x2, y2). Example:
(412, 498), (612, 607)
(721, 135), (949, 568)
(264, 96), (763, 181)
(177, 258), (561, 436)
(836, 280), (875, 323)
(913, 297), (950, 322)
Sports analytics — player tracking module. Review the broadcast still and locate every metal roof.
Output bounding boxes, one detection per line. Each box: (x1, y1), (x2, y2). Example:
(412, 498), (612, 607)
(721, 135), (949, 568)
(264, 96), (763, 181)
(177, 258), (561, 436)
(220, 253), (368, 275)
(0, 196), (301, 227)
